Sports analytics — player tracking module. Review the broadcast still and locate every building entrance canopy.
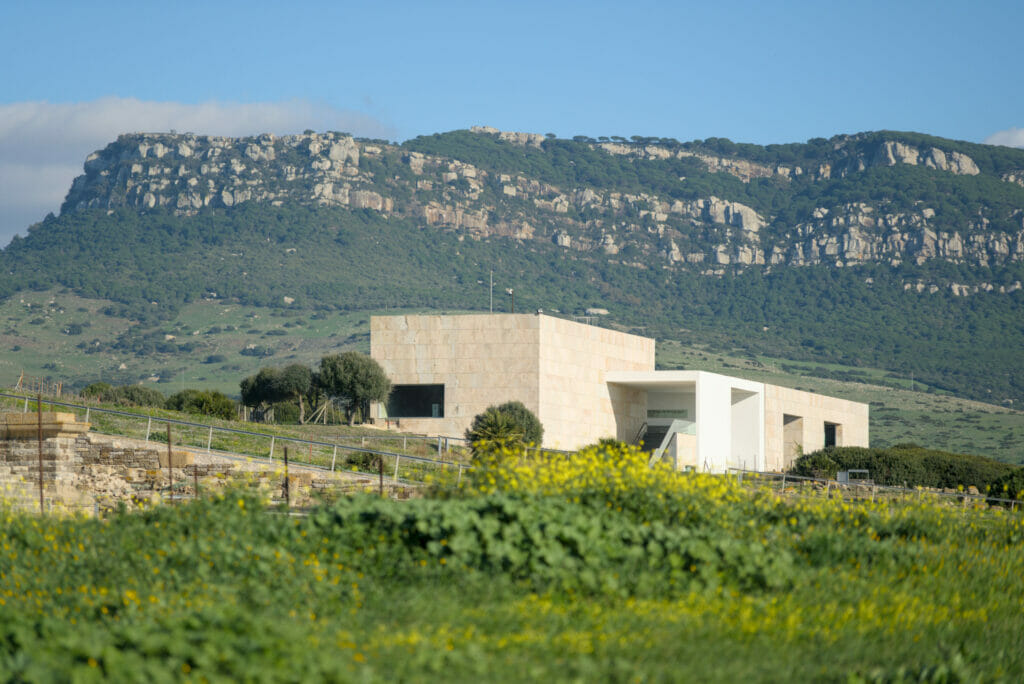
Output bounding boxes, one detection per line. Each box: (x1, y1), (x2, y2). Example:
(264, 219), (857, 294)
(607, 371), (764, 472)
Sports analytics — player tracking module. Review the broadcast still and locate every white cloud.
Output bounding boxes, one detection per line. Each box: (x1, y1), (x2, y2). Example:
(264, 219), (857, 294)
(983, 127), (1024, 148)
(0, 98), (396, 247)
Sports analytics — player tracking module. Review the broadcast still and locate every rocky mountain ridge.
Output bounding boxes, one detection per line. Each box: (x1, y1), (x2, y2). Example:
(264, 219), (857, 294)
(61, 128), (1024, 277)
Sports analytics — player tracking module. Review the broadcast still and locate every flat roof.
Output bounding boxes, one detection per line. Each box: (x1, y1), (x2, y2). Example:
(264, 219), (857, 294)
(605, 370), (764, 393)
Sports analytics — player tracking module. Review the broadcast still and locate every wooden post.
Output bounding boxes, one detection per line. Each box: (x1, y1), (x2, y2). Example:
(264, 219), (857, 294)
(166, 423), (173, 505)
(283, 447), (290, 509)
(378, 456), (384, 497)
(37, 395), (44, 514)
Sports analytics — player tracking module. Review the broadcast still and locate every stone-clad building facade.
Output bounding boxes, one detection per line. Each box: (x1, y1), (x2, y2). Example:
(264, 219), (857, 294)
(371, 313), (868, 472)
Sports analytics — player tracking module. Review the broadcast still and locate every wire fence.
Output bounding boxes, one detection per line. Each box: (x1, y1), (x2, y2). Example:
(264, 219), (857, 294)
(0, 391), (472, 488)
(727, 467), (1024, 511)
(11, 389), (1019, 515)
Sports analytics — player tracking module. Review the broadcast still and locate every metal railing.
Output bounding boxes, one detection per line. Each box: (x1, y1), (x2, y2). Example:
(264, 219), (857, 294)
(0, 392), (470, 486)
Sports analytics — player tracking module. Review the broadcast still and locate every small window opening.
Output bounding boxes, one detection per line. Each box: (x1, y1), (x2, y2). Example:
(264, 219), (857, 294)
(387, 384), (444, 418)
(824, 422), (839, 448)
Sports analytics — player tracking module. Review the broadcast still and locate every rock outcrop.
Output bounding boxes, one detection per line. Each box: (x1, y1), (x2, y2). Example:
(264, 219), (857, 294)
(60, 128), (1024, 273)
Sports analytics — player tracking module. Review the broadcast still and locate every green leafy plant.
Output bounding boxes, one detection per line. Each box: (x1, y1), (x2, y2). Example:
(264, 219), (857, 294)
(465, 401), (543, 459)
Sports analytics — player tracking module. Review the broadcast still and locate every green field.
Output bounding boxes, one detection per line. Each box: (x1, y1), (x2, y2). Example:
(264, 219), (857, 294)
(1, 445), (1021, 681)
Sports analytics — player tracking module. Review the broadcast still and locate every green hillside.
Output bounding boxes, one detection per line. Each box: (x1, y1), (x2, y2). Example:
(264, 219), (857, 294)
(2, 204), (1021, 404)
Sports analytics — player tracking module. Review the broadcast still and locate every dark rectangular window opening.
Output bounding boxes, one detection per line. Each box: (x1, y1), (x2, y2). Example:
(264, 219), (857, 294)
(824, 422), (838, 448)
(387, 384), (444, 418)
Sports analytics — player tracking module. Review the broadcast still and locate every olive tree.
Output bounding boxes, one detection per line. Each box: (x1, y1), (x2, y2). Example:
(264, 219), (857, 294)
(317, 352), (391, 425)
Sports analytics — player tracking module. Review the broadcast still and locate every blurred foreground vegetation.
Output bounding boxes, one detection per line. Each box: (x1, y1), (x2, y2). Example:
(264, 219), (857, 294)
(1, 445), (1022, 681)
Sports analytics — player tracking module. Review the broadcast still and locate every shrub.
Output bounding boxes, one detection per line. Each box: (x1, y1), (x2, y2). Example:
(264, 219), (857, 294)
(79, 382), (165, 408)
(465, 401), (543, 459)
(270, 400), (299, 425)
(166, 389), (236, 419)
(790, 445), (1016, 490)
(789, 450), (839, 479)
(81, 381), (113, 399)
(990, 468), (1024, 501)
(106, 385), (167, 408)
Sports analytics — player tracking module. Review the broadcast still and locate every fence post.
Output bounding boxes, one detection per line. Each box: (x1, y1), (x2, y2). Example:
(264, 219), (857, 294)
(37, 394), (44, 515)
(268, 436), (275, 462)
(206, 426), (214, 455)
(393, 455), (401, 483)
(331, 446), (337, 472)
(437, 437), (442, 458)
(166, 423), (173, 505)
(23, 396), (28, 413)
(145, 416), (152, 442)
(779, 472), (786, 493)
(283, 447), (290, 508)
(403, 436), (407, 450)
(362, 436), (366, 448)
(85, 407), (90, 423)
(457, 463), (463, 485)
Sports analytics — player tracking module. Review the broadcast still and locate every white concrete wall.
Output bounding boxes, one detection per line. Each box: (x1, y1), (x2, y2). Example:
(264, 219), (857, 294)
(694, 373), (734, 472)
(730, 389), (763, 471)
(692, 373), (765, 473)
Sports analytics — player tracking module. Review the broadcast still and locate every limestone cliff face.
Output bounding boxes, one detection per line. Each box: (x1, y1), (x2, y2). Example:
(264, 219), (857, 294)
(64, 132), (390, 215)
(595, 135), (985, 183)
(61, 128), (1024, 273)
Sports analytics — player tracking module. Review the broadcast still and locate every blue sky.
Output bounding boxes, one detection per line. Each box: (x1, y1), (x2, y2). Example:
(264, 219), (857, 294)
(1, 0), (1022, 244)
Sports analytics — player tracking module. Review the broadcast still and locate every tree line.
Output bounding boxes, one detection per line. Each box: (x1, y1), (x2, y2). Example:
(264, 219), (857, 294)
(239, 352), (391, 425)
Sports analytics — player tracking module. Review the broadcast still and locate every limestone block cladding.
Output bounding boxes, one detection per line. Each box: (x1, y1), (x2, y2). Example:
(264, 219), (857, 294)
(537, 315), (654, 448)
(2, 412), (91, 439)
(762, 385), (869, 472)
(370, 314), (654, 449)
